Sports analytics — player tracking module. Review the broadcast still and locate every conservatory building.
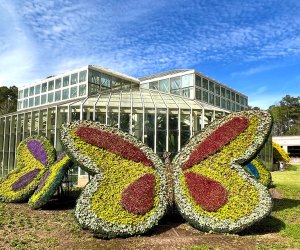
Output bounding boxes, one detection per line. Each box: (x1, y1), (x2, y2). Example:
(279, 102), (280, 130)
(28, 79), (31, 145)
(0, 65), (264, 185)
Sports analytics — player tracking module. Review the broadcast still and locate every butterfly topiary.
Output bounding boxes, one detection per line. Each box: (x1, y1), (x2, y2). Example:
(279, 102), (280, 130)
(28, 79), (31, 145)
(244, 158), (272, 187)
(0, 135), (71, 208)
(60, 110), (273, 238)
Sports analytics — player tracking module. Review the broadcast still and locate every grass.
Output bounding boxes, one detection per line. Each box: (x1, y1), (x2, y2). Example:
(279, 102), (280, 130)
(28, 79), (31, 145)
(0, 165), (300, 249)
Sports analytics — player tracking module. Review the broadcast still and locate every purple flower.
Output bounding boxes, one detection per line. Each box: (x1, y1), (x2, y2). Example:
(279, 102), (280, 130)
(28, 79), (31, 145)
(12, 168), (41, 191)
(35, 170), (52, 193)
(56, 152), (66, 162)
(27, 140), (48, 166)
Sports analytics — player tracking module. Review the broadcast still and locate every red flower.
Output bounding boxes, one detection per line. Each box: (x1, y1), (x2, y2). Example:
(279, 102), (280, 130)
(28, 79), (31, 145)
(121, 173), (155, 215)
(184, 172), (228, 212)
(76, 127), (154, 168)
(183, 117), (249, 169)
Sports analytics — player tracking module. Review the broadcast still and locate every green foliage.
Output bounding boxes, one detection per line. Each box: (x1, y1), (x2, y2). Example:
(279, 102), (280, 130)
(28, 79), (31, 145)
(0, 86), (18, 115)
(269, 95), (300, 136)
(272, 141), (290, 162)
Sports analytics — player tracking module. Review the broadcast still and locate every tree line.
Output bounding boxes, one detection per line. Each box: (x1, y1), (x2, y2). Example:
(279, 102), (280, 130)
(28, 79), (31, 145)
(268, 95), (300, 136)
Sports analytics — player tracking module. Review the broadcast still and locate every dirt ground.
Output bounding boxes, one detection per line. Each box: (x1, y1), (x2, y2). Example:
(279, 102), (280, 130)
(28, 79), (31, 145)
(0, 189), (294, 250)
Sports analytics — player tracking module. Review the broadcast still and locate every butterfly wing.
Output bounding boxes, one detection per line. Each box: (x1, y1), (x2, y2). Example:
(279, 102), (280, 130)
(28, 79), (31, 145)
(0, 136), (56, 202)
(244, 158), (272, 187)
(172, 110), (273, 233)
(60, 121), (167, 238)
(28, 153), (71, 209)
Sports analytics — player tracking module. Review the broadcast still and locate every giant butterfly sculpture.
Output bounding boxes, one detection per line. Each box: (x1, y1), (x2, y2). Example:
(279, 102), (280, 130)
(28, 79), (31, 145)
(0, 135), (70, 209)
(59, 110), (273, 238)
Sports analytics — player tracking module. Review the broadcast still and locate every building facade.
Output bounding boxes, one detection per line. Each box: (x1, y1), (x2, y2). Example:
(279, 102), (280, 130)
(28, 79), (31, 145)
(0, 65), (266, 185)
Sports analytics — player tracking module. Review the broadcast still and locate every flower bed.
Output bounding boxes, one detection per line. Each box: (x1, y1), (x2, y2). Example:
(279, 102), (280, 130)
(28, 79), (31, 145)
(60, 121), (167, 238)
(244, 158), (272, 187)
(28, 153), (71, 209)
(0, 136), (56, 202)
(173, 110), (273, 233)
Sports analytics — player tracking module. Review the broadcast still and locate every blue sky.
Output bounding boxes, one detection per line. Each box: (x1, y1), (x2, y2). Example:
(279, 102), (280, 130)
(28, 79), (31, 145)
(1, 0), (300, 109)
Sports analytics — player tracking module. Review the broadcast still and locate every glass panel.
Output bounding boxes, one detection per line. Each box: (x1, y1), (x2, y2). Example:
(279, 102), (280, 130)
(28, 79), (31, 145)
(181, 74), (193, 88)
(170, 76), (180, 95)
(141, 83), (149, 89)
(48, 81), (54, 91)
(226, 89), (230, 99)
(88, 69), (101, 84)
(144, 112), (155, 150)
(24, 88), (28, 97)
(122, 80), (131, 90)
(209, 93), (214, 105)
(202, 78), (208, 90)
(79, 70), (87, 83)
(101, 74), (111, 89)
(23, 99), (28, 108)
(209, 81), (214, 92)
(107, 111), (118, 127)
(63, 76), (69, 87)
(42, 83), (47, 92)
(35, 96), (40, 106)
(55, 90), (61, 101)
(149, 81), (158, 90)
(70, 86), (77, 98)
(71, 73), (78, 85)
(48, 92), (54, 103)
(159, 79), (169, 92)
(182, 88), (190, 98)
(18, 90), (23, 99)
(35, 85), (41, 95)
(236, 94), (240, 103)
(216, 96), (220, 107)
(203, 91), (208, 102)
(231, 92), (235, 101)
(195, 75), (201, 87)
(112, 77), (122, 90)
(215, 84), (220, 95)
(29, 97), (34, 107)
(29, 87), (34, 96)
(120, 113), (130, 133)
(79, 84), (86, 96)
(41, 94), (47, 104)
(88, 83), (100, 95)
(226, 100), (231, 110)
(55, 78), (61, 89)
(169, 114), (178, 155)
(221, 98), (226, 109)
(62, 89), (69, 100)
(221, 87), (225, 97)
(196, 88), (201, 99)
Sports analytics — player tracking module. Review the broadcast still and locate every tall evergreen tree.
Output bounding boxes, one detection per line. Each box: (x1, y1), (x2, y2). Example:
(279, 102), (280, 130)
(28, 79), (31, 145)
(0, 86), (18, 115)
